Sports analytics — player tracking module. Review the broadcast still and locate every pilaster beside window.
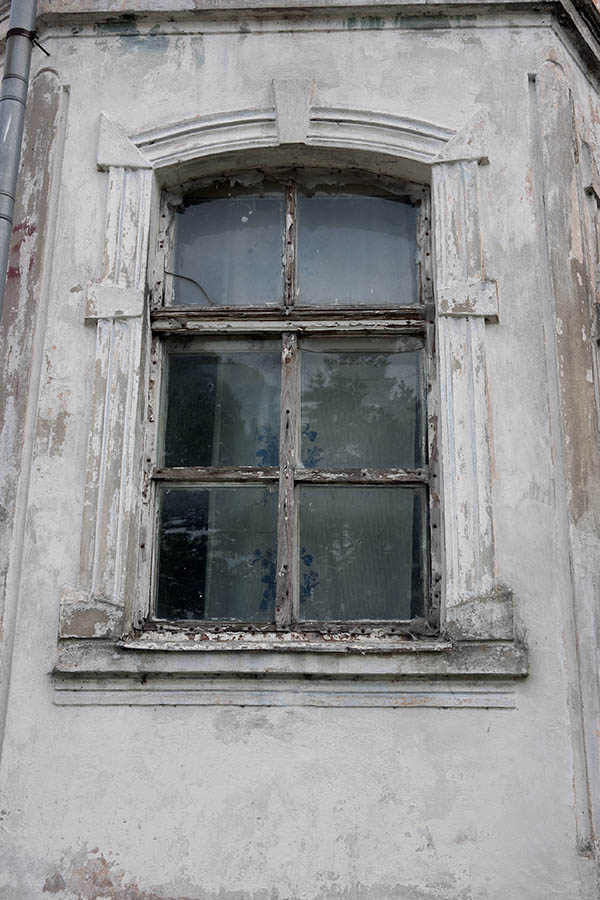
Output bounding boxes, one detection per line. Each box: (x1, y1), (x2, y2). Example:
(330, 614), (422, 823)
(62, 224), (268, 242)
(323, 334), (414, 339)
(432, 157), (513, 642)
(59, 161), (153, 640)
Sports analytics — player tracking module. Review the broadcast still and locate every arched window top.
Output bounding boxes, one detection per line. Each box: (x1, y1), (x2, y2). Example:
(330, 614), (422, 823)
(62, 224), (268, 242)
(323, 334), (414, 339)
(161, 168), (427, 310)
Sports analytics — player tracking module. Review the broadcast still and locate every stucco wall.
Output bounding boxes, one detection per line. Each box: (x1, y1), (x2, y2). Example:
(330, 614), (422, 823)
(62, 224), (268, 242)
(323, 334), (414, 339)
(0, 5), (599, 899)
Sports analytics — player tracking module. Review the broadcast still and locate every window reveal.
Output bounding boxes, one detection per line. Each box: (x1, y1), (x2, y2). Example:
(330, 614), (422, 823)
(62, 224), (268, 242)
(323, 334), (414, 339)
(150, 172), (436, 633)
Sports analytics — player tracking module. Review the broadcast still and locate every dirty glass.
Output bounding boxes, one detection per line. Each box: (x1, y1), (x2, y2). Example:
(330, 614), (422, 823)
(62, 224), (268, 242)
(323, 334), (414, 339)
(156, 486), (278, 621)
(297, 192), (418, 305)
(172, 191), (285, 306)
(300, 340), (423, 469)
(163, 341), (281, 468)
(298, 486), (426, 621)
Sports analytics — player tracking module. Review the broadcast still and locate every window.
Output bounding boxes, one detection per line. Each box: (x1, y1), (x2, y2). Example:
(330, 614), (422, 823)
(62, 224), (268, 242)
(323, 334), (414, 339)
(148, 170), (438, 637)
(56, 123), (527, 692)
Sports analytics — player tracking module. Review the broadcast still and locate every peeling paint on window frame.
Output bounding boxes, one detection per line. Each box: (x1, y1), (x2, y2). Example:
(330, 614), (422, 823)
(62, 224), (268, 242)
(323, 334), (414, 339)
(133, 168), (441, 644)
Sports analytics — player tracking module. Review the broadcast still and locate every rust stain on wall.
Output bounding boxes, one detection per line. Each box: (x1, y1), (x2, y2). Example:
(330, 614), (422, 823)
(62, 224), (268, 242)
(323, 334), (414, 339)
(44, 848), (189, 900)
(43, 846), (472, 900)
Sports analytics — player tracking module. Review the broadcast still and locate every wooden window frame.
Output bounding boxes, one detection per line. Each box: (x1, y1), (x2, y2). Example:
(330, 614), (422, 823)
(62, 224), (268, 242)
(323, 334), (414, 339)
(143, 170), (440, 639)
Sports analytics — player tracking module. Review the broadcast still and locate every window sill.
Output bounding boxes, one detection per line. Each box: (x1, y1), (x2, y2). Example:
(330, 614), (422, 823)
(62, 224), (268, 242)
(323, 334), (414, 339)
(52, 635), (527, 708)
(121, 627), (443, 653)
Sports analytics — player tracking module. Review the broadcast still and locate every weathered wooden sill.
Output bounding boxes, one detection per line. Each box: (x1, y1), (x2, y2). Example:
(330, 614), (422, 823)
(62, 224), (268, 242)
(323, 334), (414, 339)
(121, 635), (447, 652)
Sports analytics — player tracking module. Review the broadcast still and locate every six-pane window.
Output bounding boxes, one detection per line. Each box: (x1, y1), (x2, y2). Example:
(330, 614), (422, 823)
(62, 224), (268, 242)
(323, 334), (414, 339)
(151, 172), (435, 633)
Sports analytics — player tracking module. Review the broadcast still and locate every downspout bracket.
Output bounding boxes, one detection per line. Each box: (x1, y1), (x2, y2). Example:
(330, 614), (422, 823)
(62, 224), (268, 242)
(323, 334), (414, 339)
(6, 28), (50, 57)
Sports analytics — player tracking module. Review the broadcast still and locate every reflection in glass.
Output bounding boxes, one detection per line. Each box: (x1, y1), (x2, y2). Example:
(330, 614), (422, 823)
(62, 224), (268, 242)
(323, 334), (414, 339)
(173, 192), (285, 306)
(163, 342), (281, 468)
(297, 192), (418, 305)
(301, 346), (423, 469)
(298, 486), (426, 621)
(156, 486), (278, 620)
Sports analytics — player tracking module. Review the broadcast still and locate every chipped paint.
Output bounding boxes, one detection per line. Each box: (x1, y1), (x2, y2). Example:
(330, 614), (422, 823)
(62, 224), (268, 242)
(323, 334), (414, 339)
(44, 848), (183, 900)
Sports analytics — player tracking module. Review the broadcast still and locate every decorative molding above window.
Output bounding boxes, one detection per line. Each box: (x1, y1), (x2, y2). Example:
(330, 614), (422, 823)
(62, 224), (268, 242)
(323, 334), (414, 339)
(96, 81), (458, 175)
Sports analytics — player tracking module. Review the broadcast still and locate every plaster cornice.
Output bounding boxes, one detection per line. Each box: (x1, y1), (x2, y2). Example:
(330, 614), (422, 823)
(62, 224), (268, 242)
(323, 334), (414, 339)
(25, 0), (600, 27)
(0, 0), (590, 31)
(2, 2), (599, 85)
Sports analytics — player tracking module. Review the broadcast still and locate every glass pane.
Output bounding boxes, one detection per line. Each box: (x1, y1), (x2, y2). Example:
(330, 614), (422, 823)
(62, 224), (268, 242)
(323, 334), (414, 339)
(298, 486), (426, 621)
(172, 192), (285, 306)
(156, 485), (278, 621)
(297, 192), (418, 305)
(163, 341), (281, 468)
(300, 343), (424, 469)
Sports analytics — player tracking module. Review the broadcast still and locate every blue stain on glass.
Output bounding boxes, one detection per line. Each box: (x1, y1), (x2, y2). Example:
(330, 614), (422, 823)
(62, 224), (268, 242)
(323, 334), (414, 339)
(256, 424), (279, 466)
(250, 548), (276, 611)
(304, 445), (324, 467)
(301, 423), (324, 468)
(299, 546), (319, 604)
(300, 547), (313, 567)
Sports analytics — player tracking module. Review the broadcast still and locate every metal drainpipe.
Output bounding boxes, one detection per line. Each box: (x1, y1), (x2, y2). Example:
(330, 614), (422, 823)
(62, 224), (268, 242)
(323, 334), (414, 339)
(0, 0), (39, 320)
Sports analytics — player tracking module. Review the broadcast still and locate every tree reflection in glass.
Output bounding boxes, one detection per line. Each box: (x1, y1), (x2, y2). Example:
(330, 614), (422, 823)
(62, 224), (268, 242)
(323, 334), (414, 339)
(300, 347), (423, 470)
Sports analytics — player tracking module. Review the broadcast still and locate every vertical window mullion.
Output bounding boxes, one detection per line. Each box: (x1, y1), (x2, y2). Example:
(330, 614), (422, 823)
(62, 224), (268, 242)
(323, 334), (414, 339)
(275, 331), (298, 626)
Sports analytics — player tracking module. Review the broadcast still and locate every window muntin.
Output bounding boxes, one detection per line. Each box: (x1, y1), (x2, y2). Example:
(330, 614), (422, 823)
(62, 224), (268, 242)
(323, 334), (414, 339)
(151, 171), (435, 633)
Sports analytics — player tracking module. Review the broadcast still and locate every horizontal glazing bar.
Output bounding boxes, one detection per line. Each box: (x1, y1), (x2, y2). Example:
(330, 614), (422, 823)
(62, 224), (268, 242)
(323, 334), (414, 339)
(294, 468), (428, 484)
(151, 319), (425, 336)
(152, 305), (426, 320)
(299, 334), (423, 352)
(154, 468), (428, 484)
(154, 466), (279, 482)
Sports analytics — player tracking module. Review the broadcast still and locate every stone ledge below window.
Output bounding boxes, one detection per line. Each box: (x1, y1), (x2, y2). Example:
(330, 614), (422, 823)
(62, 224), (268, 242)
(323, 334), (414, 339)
(52, 638), (528, 708)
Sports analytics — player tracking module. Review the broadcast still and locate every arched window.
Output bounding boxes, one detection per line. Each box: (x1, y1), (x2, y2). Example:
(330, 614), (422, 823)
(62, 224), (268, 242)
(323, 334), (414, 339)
(147, 169), (439, 635)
